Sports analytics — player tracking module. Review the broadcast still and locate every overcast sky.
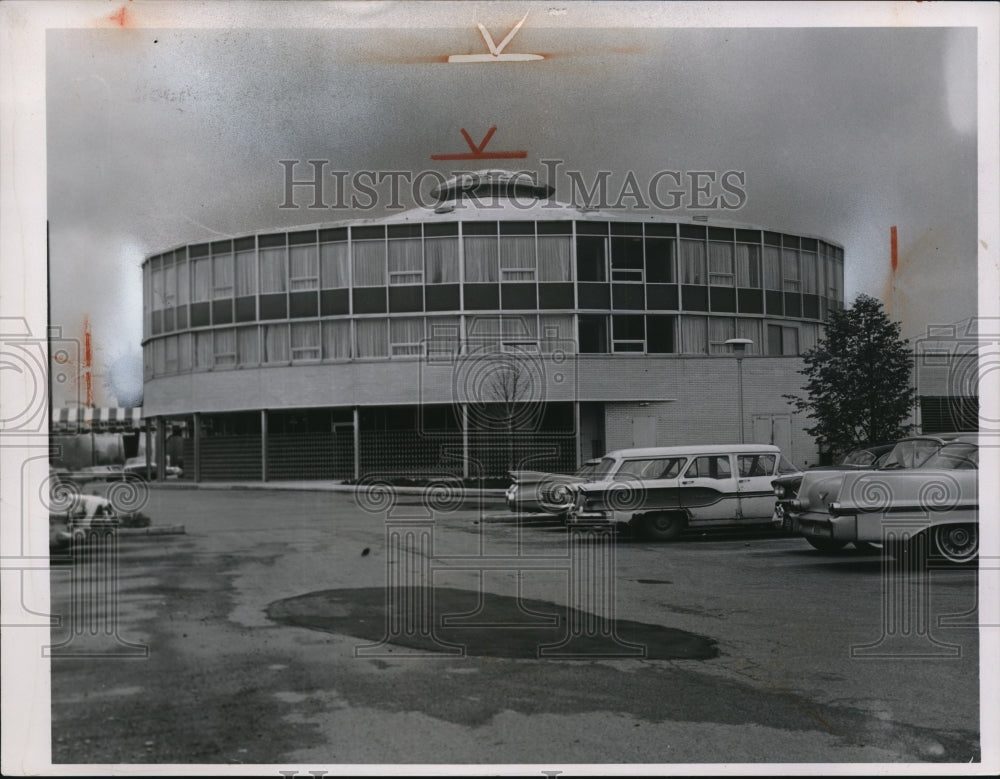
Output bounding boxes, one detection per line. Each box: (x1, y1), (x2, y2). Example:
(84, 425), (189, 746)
(43, 3), (982, 406)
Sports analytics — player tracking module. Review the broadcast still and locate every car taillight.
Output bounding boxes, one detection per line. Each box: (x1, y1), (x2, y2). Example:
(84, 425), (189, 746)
(774, 485), (786, 498)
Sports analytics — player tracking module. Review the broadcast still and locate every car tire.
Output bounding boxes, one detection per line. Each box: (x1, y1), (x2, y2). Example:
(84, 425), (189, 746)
(853, 541), (882, 555)
(639, 512), (684, 541)
(931, 523), (978, 565)
(805, 537), (848, 553)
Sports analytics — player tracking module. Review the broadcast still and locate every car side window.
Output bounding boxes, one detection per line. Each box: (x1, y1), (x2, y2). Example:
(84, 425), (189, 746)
(684, 455), (732, 479)
(777, 455), (799, 475)
(738, 454), (776, 477)
(617, 457), (686, 480)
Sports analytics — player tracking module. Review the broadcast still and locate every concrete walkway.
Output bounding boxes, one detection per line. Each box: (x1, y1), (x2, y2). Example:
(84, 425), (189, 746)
(150, 479), (507, 498)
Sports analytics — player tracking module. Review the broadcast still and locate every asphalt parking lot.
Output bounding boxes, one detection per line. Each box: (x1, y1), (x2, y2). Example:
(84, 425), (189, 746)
(48, 484), (981, 767)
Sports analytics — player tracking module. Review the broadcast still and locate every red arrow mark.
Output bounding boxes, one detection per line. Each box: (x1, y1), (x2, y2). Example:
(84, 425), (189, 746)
(431, 126), (527, 160)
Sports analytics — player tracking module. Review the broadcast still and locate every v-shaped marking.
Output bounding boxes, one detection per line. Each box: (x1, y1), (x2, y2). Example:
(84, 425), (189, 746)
(431, 125), (526, 160)
(478, 12), (529, 57)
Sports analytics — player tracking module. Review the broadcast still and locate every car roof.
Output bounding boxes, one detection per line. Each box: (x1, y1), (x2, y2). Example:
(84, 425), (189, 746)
(603, 444), (782, 459)
(896, 432), (978, 444)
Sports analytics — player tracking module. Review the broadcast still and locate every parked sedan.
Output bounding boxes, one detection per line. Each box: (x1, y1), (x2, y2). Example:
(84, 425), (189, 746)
(50, 492), (152, 552)
(771, 444), (894, 533)
(506, 459), (602, 514)
(123, 456), (183, 480)
(774, 433), (973, 551)
(792, 438), (979, 562)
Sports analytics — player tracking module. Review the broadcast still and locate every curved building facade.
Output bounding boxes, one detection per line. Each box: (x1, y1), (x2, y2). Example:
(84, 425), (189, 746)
(141, 172), (844, 481)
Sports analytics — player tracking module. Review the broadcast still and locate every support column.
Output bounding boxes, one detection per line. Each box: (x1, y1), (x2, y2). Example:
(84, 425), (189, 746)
(573, 400), (582, 469)
(193, 412), (201, 483)
(353, 407), (360, 480)
(461, 403), (470, 479)
(155, 417), (166, 481)
(144, 423), (152, 482)
(261, 409), (268, 483)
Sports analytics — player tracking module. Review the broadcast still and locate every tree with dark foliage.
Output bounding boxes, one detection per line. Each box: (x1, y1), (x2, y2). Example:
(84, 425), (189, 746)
(785, 295), (915, 458)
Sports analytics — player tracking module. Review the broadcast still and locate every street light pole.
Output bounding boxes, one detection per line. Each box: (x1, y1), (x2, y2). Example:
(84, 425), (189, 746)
(725, 338), (754, 444)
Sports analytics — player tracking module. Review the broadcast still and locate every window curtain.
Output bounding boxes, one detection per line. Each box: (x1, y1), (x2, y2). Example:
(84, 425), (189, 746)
(237, 326), (259, 365)
(214, 328), (236, 366)
(782, 248), (800, 291)
(539, 314), (574, 352)
(352, 241), (386, 286)
(176, 259), (189, 305)
(679, 317), (707, 354)
(195, 331), (213, 368)
(763, 246), (782, 291)
(735, 244), (760, 288)
(801, 252), (818, 294)
(162, 264), (177, 307)
(151, 266), (165, 309)
(153, 339), (166, 375)
(235, 250), (257, 296)
(165, 336), (178, 371)
(424, 238), (458, 283)
(464, 236), (499, 282)
(213, 253), (234, 298)
(291, 322), (320, 359)
(466, 315), (501, 351)
(259, 248), (287, 294)
(499, 236), (536, 281)
(501, 314), (537, 345)
(708, 242), (734, 286)
(289, 246), (318, 291)
(537, 236), (571, 281)
(177, 333), (192, 371)
(735, 318), (762, 354)
(708, 317), (735, 354)
(388, 239), (423, 284)
(680, 240), (706, 284)
(263, 323), (290, 363)
(322, 320), (351, 359)
(425, 316), (461, 355)
(355, 319), (388, 357)
(320, 242), (349, 288)
(800, 322), (819, 352)
(390, 318), (424, 354)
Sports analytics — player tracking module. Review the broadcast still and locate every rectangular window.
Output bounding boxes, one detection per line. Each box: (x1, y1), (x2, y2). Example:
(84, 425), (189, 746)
(322, 320), (351, 360)
(679, 240), (706, 284)
(320, 242), (349, 288)
(537, 236), (571, 281)
(763, 246), (782, 291)
(290, 322), (320, 361)
(235, 250), (257, 297)
(501, 315), (538, 353)
(263, 323), (290, 363)
(782, 248), (800, 292)
(578, 314), (609, 353)
(464, 236), (499, 282)
(425, 237), (459, 283)
(195, 332), (213, 370)
(177, 332), (192, 371)
(388, 239), (423, 285)
(539, 314), (574, 353)
(356, 318), (389, 357)
(800, 322), (819, 352)
(644, 237), (675, 283)
(708, 242), (735, 286)
(735, 319), (762, 354)
(801, 251), (818, 294)
(214, 328), (236, 367)
(735, 244), (761, 288)
(162, 263), (177, 307)
(646, 315), (676, 353)
(259, 247), (287, 294)
(611, 236), (644, 282)
(237, 326), (259, 365)
(767, 323), (799, 356)
(499, 236), (536, 281)
(176, 259), (189, 305)
(389, 317), (424, 356)
(289, 245), (318, 291)
(212, 253), (234, 299)
(352, 241), (386, 286)
(679, 317), (707, 354)
(153, 338), (166, 375)
(738, 454), (777, 477)
(708, 317), (735, 354)
(164, 336), (178, 373)
(151, 263), (165, 310)
(612, 314), (645, 352)
(575, 236), (607, 282)
(192, 257), (212, 302)
(426, 316), (462, 356)
(684, 455), (732, 479)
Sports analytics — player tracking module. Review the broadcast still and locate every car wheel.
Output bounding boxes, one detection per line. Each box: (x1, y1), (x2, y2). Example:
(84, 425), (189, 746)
(932, 524), (978, 565)
(640, 512), (683, 541)
(805, 537), (848, 553)
(853, 541), (883, 555)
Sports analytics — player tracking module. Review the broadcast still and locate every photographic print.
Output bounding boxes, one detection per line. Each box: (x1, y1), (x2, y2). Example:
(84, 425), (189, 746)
(1, 1), (998, 775)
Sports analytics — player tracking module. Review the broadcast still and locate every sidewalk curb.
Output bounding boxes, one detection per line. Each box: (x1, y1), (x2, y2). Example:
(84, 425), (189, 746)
(119, 524), (186, 536)
(148, 482), (508, 498)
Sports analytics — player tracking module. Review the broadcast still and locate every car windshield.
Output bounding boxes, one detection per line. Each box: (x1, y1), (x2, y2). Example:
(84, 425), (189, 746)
(576, 461), (600, 479)
(921, 443), (978, 470)
(841, 448), (877, 466)
(593, 457), (618, 478)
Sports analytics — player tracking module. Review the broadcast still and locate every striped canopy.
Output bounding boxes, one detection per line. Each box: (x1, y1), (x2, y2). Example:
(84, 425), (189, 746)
(50, 407), (144, 434)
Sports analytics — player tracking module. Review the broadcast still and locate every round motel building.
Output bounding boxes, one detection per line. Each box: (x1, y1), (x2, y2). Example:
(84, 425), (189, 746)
(141, 171), (844, 481)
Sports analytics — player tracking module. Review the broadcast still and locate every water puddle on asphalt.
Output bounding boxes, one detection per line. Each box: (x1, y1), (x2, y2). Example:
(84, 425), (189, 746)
(266, 587), (718, 660)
